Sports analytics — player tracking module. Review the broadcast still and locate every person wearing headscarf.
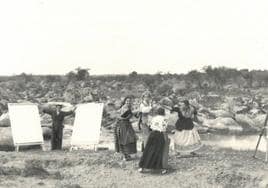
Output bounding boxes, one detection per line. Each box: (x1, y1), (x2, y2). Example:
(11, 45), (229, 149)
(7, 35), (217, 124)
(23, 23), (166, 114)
(138, 91), (153, 151)
(138, 107), (168, 174)
(171, 99), (202, 156)
(114, 96), (137, 161)
(43, 104), (75, 150)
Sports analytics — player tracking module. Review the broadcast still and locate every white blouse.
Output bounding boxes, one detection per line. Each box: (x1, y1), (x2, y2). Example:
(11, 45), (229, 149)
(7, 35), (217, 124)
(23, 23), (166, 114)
(149, 115), (168, 132)
(140, 102), (152, 114)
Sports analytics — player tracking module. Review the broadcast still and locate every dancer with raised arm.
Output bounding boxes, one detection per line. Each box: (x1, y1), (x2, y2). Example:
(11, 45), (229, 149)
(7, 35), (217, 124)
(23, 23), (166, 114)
(114, 96), (137, 161)
(172, 100), (202, 156)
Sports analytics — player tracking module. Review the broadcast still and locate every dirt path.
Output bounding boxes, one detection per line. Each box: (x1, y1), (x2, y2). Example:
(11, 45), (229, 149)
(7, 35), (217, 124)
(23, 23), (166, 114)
(0, 143), (268, 188)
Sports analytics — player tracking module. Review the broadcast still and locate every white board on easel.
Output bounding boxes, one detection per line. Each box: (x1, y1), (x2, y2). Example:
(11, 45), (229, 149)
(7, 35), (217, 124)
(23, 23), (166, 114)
(70, 103), (104, 150)
(8, 103), (44, 151)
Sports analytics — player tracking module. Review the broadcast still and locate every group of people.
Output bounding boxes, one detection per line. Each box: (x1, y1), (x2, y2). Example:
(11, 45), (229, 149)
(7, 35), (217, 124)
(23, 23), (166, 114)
(4, 90), (202, 174)
(113, 91), (202, 174)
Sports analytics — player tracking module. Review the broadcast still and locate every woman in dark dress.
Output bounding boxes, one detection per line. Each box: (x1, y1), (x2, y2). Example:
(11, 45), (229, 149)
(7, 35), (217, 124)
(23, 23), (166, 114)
(138, 107), (168, 174)
(114, 96), (137, 161)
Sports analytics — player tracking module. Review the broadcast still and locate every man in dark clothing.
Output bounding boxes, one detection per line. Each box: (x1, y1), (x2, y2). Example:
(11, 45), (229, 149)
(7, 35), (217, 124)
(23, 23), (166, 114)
(43, 104), (75, 150)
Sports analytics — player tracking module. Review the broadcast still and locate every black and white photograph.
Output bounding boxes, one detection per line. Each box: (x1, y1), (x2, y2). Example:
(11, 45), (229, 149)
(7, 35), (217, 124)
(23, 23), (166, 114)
(0, 0), (268, 187)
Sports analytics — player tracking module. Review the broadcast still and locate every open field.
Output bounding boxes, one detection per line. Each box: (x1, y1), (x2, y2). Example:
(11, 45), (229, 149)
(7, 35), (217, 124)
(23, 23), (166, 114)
(0, 130), (268, 188)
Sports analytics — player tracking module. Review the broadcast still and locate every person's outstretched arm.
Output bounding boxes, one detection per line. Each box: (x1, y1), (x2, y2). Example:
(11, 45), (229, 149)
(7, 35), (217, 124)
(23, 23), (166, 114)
(61, 106), (76, 117)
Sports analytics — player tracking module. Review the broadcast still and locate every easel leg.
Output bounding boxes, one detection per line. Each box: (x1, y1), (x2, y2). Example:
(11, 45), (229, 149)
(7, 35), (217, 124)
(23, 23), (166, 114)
(41, 144), (45, 151)
(265, 138), (268, 162)
(15, 146), (19, 152)
(69, 146), (73, 152)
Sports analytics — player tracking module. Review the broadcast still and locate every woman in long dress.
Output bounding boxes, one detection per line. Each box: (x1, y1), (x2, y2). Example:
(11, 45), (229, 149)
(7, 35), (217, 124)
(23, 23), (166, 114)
(138, 107), (168, 174)
(114, 96), (137, 161)
(172, 100), (202, 156)
(138, 91), (153, 151)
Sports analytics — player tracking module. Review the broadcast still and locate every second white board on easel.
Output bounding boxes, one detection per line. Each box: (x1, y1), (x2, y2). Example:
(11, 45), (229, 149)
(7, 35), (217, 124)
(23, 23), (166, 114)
(71, 103), (104, 148)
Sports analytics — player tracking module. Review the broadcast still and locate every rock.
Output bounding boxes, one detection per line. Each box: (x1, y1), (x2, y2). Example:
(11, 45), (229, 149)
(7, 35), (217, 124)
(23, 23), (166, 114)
(249, 108), (261, 115)
(0, 127), (13, 146)
(172, 81), (187, 93)
(235, 114), (258, 131)
(41, 114), (52, 125)
(253, 114), (267, 128)
(0, 113), (10, 127)
(63, 125), (73, 139)
(233, 106), (249, 114)
(203, 117), (242, 131)
(195, 122), (209, 133)
(210, 110), (234, 118)
(198, 107), (216, 119)
(41, 125), (73, 140)
(42, 126), (52, 140)
(63, 116), (74, 125)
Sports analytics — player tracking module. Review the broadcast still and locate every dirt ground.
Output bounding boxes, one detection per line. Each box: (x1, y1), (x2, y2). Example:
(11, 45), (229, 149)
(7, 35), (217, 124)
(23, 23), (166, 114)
(0, 130), (268, 188)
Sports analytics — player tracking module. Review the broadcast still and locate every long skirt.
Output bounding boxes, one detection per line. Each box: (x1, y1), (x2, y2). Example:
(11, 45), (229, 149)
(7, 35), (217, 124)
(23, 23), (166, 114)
(141, 123), (150, 145)
(173, 128), (202, 153)
(162, 134), (170, 169)
(139, 131), (166, 170)
(114, 119), (137, 155)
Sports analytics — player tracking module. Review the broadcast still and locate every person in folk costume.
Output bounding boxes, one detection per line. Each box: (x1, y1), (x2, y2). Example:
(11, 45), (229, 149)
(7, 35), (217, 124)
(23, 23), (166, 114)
(138, 91), (153, 152)
(171, 99), (202, 156)
(43, 104), (75, 150)
(138, 107), (169, 174)
(114, 96), (138, 161)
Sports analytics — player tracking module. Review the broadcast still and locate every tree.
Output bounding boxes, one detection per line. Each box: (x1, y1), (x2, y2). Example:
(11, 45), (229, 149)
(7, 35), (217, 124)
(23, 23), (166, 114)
(203, 66), (228, 89)
(66, 67), (90, 81)
(128, 71), (138, 81)
(155, 83), (173, 97)
(187, 70), (203, 88)
(66, 71), (77, 82)
(76, 67), (90, 81)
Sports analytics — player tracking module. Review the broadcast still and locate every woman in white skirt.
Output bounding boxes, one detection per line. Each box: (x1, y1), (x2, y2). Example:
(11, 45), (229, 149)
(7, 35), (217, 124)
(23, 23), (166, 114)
(171, 100), (202, 156)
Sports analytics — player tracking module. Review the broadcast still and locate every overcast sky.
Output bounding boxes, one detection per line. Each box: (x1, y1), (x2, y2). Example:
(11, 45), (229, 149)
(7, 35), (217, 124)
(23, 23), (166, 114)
(0, 0), (268, 75)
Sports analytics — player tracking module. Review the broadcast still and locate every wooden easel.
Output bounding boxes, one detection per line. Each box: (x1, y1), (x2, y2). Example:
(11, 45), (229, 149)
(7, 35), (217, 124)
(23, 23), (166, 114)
(265, 127), (268, 162)
(15, 142), (45, 152)
(69, 144), (98, 152)
(253, 113), (268, 162)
